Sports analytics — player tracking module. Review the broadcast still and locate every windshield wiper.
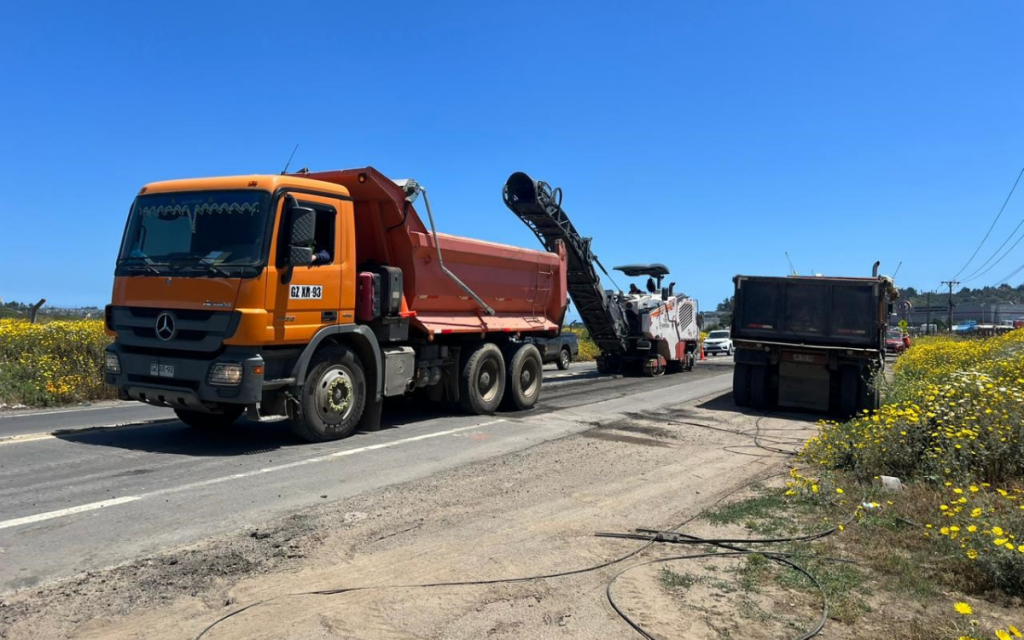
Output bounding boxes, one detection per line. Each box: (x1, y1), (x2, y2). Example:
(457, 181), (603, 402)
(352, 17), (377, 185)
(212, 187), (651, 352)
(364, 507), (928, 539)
(174, 262), (232, 277)
(120, 257), (161, 275)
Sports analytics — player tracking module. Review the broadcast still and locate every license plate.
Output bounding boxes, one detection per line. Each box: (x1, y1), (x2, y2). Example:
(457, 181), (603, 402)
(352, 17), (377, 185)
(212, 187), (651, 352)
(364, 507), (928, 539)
(150, 363), (175, 378)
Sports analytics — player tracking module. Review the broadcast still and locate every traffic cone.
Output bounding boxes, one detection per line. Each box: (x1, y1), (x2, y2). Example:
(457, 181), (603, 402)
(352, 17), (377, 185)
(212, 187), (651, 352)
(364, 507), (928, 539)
(699, 342), (706, 361)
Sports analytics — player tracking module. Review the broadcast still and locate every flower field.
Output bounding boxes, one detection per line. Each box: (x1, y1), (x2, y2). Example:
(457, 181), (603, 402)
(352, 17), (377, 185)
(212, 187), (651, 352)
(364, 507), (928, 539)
(804, 330), (1024, 484)
(800, 329), (1024, 608)
(0, 319), (116, 407)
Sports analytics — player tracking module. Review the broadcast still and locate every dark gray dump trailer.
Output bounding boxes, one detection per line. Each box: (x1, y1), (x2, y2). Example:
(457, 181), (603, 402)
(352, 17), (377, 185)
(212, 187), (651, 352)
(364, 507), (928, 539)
(730, 274), (897, 417)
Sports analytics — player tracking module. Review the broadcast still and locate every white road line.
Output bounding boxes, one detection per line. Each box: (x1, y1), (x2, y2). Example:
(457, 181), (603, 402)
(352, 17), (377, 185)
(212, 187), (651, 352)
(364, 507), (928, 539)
(0, 420), (506, 530)
(0, 497), (142, 531)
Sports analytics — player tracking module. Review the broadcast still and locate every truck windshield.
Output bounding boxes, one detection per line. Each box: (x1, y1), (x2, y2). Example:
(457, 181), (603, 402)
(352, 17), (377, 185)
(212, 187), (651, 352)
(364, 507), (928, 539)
(118, 190), (271, 275)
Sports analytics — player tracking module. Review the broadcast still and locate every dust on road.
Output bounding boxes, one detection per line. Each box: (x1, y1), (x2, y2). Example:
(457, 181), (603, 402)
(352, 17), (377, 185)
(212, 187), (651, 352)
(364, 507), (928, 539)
(1, 391), (819, 640)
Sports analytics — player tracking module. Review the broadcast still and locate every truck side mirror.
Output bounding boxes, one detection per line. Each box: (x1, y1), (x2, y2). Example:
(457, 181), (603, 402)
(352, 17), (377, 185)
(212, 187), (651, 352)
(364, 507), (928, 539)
(286, 197), (316, 266)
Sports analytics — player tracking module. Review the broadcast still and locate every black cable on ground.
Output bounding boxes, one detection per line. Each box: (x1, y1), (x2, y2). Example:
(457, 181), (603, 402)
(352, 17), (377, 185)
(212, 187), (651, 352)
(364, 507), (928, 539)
(600, 480), (866, 640)
(192, 471), (783, 639)
(605, 550), (829, 640)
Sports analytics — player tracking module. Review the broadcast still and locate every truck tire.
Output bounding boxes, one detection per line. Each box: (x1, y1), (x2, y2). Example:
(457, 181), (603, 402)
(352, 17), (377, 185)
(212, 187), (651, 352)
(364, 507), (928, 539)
(502, 343), (542, 411)
(291, 345), (367, 442)
(733, 362), (752, 407)
(839, 366), (858, 418)
(556, 347), (572, 371)
(750, 364), (769, 409)
(459, 343), (506, 415)
(175, 405), (244, 430)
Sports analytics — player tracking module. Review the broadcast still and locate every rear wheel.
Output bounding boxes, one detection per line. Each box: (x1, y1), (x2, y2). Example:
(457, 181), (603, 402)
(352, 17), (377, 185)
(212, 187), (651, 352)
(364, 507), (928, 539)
(175, 405), (244, 430)
(733, 363), (752, 407)
(750, 365), (769, 409)
(459, 343), (506, 414)
(502, 344), (543, 411)
(556, 347), (572, 371)
(839, 366), (859, 418)
(291, 345), (367, 442)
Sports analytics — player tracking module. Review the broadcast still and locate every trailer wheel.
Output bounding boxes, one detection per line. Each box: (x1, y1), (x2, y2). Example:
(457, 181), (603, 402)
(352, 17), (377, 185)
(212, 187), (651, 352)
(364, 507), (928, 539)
(685, 351), (696, 371)
(459, 343), (506, 415)
(733, 362), (752, 407)
(556, 347), (572, 371)
(175, 405), (244, 430)
(596, 356), (618, 375)
(750, 365), (769, 409)
(501, 344), (542, 411)
(859, 365), (880, 412)
(839, 366), (859, 418)
(292, 345), (366, 442)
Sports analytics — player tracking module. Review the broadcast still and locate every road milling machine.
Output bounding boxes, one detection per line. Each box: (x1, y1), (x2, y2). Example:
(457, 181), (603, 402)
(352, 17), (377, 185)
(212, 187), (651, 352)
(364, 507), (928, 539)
(503, 173), (700, 376)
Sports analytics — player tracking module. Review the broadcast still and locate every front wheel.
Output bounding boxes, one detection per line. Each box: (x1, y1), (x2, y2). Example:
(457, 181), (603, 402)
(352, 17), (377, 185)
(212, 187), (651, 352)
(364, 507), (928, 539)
(291, 345), (367, 442)
(175, 405), (244, 430)
(556, 347), (572, 371)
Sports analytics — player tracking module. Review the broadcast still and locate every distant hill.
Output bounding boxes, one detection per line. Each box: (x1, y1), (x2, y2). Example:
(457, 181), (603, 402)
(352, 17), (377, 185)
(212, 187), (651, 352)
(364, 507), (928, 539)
(901, 284), (1024, 307)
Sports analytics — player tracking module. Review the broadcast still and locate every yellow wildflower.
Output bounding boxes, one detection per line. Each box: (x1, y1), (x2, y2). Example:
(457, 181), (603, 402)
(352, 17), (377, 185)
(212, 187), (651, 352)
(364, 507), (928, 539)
(954, 601), (973, 615)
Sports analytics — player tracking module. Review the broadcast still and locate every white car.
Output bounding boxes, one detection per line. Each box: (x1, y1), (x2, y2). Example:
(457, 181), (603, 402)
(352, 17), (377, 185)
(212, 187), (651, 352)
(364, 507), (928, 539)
(703, 330), (733, 356)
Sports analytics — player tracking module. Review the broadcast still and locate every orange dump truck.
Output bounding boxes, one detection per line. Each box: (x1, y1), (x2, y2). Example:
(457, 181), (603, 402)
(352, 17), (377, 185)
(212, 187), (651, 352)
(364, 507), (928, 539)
(104, 168), (568, 441)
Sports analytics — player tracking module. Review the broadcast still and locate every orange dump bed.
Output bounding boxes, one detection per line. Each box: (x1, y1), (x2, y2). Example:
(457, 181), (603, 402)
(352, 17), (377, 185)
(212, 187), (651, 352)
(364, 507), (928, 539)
(301, 168), (568, 338)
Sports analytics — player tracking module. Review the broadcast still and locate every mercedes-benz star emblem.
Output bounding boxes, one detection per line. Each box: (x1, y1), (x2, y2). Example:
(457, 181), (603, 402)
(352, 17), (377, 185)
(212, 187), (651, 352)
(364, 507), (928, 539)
(155, 312), (176, 341)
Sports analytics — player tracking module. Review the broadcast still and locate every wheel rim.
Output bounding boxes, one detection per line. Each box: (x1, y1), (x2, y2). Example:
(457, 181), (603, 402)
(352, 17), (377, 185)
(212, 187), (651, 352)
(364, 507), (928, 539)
(520, 356), (541, 398)
(477, 357), (501, 403)
(316, 367), (355, 424)
(561, 351), (570, 367)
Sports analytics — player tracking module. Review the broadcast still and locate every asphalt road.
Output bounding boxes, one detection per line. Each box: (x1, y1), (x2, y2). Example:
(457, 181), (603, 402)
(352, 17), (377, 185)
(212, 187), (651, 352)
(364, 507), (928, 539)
(0, 357), (735, 594)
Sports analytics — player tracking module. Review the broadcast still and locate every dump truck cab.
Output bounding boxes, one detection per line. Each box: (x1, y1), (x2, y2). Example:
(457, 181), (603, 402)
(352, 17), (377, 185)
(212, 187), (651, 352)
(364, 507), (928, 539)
(105, 168), (569, 441)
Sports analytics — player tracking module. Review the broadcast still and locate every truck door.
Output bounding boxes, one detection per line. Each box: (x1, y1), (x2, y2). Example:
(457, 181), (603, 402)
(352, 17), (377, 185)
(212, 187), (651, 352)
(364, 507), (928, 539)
(266, 193), (344, 342)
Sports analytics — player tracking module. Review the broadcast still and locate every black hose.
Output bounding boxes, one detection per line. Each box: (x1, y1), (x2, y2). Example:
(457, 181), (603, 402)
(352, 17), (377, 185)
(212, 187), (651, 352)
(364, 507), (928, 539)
(605, 550), (829, 640)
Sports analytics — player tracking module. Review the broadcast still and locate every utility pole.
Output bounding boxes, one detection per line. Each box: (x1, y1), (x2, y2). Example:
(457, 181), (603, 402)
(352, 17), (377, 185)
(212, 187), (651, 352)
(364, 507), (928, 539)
(926, 291), (932, 335)
(941, 281), (959, 331)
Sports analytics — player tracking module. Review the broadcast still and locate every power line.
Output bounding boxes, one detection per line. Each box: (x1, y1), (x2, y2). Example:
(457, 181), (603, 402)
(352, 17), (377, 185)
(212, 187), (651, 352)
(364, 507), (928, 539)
(951, 167), (1024, 279)
(960, 167), (1024, 281)
(963, 228), (1024, 283)
(996, 260), (1024, 286)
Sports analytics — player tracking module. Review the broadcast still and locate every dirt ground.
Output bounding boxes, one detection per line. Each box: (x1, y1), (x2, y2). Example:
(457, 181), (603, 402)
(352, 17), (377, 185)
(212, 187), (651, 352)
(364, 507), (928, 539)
(1, 393), (824, 640)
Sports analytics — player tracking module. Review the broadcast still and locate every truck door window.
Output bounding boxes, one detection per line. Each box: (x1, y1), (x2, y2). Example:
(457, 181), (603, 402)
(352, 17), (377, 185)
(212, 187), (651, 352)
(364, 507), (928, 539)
(311, 207), (336, 264)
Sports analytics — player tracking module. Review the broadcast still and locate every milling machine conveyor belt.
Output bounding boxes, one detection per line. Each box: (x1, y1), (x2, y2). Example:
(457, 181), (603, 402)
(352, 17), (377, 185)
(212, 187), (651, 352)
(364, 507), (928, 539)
(503, 172), (629, 355)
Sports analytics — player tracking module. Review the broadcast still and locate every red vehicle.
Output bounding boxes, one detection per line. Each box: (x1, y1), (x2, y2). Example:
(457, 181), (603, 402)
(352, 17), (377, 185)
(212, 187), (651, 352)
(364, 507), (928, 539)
(885, 329), (906, 354)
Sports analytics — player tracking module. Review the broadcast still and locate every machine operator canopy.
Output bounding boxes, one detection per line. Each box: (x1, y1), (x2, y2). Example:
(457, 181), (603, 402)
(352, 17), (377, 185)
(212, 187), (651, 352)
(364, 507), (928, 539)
(613, 264), (670, 278)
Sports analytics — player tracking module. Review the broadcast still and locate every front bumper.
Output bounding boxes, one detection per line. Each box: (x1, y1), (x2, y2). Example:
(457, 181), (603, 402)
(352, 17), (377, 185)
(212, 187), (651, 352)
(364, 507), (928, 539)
(104, 344), (264, 412)
(704, 343), (731, 353)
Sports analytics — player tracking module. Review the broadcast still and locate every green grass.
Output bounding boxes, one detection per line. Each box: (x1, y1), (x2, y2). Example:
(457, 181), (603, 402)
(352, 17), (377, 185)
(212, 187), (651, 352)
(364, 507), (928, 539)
(659, 566), (697, 589)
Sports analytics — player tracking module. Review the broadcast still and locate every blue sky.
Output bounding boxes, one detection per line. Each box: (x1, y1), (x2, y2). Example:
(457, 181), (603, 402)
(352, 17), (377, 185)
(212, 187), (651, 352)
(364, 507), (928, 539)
(1, 1), (1022, 311)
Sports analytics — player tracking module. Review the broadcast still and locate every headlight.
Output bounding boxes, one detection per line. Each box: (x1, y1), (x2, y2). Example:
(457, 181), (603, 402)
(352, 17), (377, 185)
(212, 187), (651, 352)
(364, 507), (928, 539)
(104, 352), (121, 374)
(208, 363), (243, 386)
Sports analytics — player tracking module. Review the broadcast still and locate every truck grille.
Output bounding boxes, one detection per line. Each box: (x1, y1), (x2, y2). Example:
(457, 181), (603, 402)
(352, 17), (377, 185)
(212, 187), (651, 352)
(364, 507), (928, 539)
(109, 307), (241, 353)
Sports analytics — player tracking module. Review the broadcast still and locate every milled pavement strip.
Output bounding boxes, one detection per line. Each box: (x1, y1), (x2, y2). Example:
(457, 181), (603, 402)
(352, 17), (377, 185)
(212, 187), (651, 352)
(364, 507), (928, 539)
(0, 419), (506, 531)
